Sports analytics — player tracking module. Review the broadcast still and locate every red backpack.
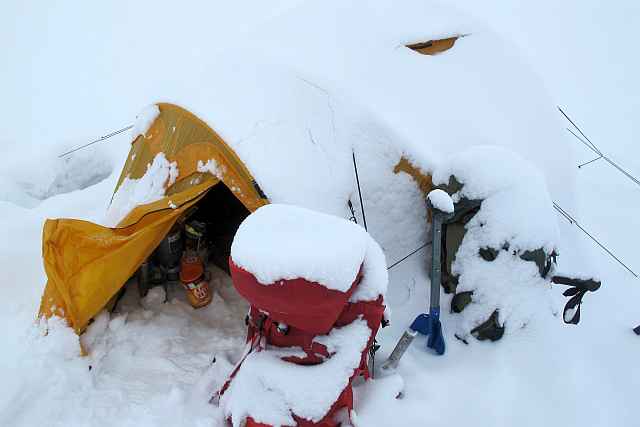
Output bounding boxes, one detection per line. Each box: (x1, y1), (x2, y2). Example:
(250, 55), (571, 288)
(217, 259), (385, 427)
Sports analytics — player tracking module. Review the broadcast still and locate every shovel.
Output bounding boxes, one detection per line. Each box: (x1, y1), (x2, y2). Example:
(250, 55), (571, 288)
(382, 191), (454, 370)
(413, 194), (452, 354)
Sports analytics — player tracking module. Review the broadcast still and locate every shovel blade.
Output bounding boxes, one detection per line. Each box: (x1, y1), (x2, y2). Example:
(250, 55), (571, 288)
(426, 317), (446, 355)
(409, 311), (446, 356)
(409, 313), (431, 335)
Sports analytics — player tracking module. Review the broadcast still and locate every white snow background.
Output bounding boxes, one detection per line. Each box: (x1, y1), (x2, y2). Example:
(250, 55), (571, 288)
(1, 1), (639, 426)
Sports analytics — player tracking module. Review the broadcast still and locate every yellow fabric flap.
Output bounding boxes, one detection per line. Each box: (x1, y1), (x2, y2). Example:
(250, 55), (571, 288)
(39, 178), (215, 333)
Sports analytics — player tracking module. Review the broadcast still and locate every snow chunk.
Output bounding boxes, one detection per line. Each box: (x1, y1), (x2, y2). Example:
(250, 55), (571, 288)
(80, 310), (110, 351)
(104, 152), (178, 226)
(433, 146), (558, 252)
(453, 246), (557, 337)
(563, 305), (579, 323)
(197, 159), (224, 180)
(37, 316), (84, 360)
(108, 313), (128, 332)
(141, 286), (166, 309)
(427, 189), (454, 213)
(232, 204), (375, 293)
(350, 236), (388, 302)
(131, 104), (160, 141)
(221, 319), (371, 426)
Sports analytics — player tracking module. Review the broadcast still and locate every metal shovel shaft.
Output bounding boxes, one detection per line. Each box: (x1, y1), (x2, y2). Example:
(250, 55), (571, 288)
(430, 214), (444, 311)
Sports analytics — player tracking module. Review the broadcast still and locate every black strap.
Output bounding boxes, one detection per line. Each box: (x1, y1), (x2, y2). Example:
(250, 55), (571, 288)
(552, 275), (601, 292)
(552, 275), (600, 325)
(562, 288), (586, 324)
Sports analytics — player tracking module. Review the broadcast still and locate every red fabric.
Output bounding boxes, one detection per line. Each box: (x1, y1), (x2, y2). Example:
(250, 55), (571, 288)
(230, 260), (361, 335)
(252, 310), (331, 364)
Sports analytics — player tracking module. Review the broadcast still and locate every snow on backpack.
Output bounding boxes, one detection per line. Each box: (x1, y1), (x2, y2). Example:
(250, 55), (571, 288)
(215, 204), (388, 427)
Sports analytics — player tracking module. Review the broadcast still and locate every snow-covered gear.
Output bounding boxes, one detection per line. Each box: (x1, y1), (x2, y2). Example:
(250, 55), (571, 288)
(218, 260), (385, 426)
(396, 160), (602, 340)
(217, 204), (388, 427)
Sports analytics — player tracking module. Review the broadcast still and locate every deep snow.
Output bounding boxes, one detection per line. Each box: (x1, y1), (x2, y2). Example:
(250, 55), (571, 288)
(1, 1), (639, 427)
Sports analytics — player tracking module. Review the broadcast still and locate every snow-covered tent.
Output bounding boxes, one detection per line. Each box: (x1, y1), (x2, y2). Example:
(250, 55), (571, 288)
(38, 103), (269, 335)
(36, 0), (588, 352)
(3, 1), (631, 425)
(38, 56), (577, 347)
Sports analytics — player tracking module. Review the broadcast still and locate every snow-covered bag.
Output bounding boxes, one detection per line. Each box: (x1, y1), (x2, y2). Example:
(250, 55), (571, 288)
(217, 204), (388, 427)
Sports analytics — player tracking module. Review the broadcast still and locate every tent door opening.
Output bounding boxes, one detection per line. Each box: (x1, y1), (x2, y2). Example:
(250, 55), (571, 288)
(185, 182), (251, 274)
(116, 182), (251, 310)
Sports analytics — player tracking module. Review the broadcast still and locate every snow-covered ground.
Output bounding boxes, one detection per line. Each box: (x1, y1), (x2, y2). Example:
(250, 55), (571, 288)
(1, 1), (639, 426)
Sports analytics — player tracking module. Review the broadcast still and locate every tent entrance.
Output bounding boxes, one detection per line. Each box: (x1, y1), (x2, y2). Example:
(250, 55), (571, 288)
(183, 182), (251, 274)
(127, 181), (251, 307)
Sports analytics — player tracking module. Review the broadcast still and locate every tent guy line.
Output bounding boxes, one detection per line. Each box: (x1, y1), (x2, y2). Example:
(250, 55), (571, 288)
(552, 201), (638, 278)
(387, 241), (431, 271)
(58, 124), (134, 158)
(558, 106), (640, 187)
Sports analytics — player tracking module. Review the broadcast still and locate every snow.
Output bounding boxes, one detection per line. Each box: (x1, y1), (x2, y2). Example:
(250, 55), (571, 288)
(1, 1), (640, 427)
(104, 152), (178, 226)
(350, 236), (388, 303)
(220, 319), (371, 426)
(141, 286), (166, 309)
(434, 146), (559, 252)
(131, 105), (161, 141)
(196, 159), (224, 180)
(231, 204), (370, 293)
(430, 146), (561, 336)
(8, 264), (249, 427)
(427, 189), (454, 213)
(0, 143), (115, 208)
(563, 305), (579, 323)
(453, 249), (556, 337)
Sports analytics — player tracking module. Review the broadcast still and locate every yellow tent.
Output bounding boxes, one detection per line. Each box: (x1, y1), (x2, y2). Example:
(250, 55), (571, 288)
(38, 103), (269, 335)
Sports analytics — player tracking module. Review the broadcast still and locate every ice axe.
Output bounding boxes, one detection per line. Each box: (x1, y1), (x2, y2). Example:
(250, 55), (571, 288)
(382, 190), (454, 370)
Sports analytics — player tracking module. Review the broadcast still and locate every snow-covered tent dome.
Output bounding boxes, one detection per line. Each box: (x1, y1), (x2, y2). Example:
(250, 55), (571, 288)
(38, 0), (580, 344)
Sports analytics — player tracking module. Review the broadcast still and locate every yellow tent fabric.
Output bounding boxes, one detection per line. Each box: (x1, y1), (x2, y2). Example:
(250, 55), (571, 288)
(38, 103), (268, 334)
(406, 36), (458, 56)
(393, 157), (433, 195)
(393, 157), (434, 221)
